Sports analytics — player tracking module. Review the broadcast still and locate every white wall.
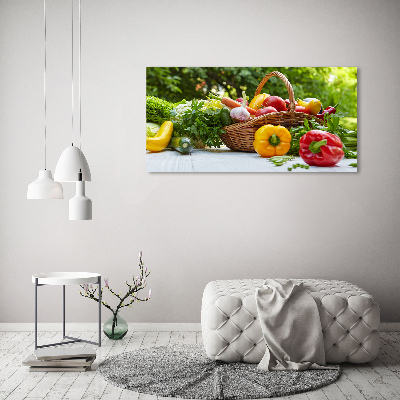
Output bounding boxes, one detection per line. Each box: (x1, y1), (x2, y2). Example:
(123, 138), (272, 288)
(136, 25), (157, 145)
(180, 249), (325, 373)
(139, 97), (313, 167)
(1, 0), (399, 323)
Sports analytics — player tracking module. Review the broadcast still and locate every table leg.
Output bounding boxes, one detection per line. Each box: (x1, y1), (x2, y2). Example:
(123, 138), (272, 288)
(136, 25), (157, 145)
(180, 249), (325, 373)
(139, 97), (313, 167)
(33, 276), (101, 349)
(35, 278), (38, 350)
(63, 285), (66, 338)
(98, 276), (102, 347)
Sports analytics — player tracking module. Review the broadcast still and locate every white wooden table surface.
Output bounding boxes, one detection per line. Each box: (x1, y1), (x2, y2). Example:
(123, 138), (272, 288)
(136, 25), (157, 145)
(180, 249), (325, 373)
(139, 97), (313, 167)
(147, 148), (357, 173)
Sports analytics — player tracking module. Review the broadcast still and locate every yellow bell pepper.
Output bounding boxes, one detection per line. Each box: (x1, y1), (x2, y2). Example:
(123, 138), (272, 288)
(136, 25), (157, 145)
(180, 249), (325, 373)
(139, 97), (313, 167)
(253, 124), (291, 158)
(146, 121), (173, 152)
(297, 98), (322, 115)
(249, 93), (269, 110)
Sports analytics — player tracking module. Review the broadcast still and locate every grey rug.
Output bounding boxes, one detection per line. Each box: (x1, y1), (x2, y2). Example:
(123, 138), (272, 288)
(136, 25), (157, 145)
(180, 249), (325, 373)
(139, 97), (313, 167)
(98, 344), (340, 399)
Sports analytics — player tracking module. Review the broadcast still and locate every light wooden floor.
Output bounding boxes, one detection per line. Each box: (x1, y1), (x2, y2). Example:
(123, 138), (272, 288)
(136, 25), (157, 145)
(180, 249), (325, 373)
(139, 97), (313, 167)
(0, 330), (399, 400)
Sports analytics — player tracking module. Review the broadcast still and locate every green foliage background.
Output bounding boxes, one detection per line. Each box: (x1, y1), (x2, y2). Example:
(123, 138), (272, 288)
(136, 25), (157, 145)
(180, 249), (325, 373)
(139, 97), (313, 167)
(146, 67), (357, 119)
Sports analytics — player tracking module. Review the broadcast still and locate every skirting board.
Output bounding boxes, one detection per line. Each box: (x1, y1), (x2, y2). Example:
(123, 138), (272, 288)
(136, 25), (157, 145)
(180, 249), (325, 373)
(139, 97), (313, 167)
(0, 322), (398, 332)
(380, 322), (400, 332)
(0, 323), (202, 332)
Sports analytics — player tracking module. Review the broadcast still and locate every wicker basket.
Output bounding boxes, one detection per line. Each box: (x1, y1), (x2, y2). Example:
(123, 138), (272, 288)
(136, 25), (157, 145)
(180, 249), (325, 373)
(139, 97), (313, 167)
(220, 71), (313, 152)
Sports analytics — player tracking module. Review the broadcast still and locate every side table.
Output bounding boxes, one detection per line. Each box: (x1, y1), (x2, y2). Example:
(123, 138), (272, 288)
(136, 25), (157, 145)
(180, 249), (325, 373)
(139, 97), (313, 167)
(32, 272), (102, 349)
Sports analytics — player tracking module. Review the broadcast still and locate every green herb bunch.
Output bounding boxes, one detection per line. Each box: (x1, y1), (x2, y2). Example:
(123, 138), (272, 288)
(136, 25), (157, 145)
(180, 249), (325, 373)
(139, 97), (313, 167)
(171, 99), (225, 148)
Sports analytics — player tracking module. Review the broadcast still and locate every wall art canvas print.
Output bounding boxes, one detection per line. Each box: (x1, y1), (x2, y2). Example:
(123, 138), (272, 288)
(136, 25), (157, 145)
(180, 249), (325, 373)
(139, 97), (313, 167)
(146, 67), (357, 173)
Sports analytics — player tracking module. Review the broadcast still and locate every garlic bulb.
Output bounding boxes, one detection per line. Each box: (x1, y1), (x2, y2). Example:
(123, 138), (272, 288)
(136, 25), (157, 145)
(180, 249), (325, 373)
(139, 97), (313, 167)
(230, 91), (250, 122)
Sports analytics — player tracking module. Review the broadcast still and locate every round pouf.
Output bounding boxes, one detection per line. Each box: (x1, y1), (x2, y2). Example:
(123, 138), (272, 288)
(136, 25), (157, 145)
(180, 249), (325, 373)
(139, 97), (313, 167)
(98, 344), (340, 399)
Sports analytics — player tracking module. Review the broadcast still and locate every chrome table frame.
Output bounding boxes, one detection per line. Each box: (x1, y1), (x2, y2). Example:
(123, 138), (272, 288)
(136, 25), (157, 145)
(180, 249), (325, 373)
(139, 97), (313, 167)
(34, 276), (101, 349)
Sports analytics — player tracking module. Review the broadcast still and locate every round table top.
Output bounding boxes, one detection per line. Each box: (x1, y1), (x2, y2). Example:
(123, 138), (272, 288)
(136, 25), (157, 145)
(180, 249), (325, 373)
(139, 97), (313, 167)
(32, 272), (101, 285)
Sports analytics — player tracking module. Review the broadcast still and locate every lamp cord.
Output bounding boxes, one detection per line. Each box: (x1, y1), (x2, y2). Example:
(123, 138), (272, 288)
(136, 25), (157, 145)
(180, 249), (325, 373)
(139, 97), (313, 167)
(73, 0), (84, 177)
(71, 0), (74, 147)
(78, 0), (84, 174)
(44, 0), (47, 170)
(79, 0), (82, 153)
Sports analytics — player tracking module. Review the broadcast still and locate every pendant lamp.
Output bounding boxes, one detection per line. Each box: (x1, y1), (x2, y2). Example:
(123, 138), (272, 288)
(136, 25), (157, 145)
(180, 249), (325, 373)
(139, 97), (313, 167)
(69, 171), (92, 220)
(54, 145), (91, 182)
(27, 0), (63, 200)
(54, 0), (92, 220)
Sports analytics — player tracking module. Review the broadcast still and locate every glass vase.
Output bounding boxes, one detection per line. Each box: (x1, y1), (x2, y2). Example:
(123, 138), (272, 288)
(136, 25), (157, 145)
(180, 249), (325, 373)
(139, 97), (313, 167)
(103, 312), (128, 340)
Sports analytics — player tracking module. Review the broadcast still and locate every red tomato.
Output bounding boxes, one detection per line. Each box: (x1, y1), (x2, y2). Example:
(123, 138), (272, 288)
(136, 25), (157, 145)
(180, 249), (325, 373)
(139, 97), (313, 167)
(255, 107), (278, 117)
(295, 106), (310, 114)
(263, 96), (287, 112)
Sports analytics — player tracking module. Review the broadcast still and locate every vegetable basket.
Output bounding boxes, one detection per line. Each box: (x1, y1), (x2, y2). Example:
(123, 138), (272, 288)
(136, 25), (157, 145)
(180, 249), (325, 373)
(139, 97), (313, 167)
(220, 71), (313, 152)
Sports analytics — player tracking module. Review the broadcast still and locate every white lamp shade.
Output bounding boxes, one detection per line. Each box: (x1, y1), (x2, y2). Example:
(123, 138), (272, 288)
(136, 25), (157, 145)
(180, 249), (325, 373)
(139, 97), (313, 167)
(69, 181), (92, 220)
(27, 170), (64, 199)
(54, 145), (91, 182)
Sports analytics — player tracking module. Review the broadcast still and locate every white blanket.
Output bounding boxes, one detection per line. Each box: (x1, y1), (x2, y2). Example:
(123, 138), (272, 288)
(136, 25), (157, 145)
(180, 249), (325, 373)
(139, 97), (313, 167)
(255, 279), (336, 371)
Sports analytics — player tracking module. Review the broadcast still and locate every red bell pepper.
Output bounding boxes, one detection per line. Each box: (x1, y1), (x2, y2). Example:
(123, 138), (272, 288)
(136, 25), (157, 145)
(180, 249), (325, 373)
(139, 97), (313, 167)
(299, 130), (344, 167)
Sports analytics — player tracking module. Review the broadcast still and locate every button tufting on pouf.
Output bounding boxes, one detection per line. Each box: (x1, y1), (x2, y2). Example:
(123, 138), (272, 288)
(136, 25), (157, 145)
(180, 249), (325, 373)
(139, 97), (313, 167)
(201, 279), (380, 364)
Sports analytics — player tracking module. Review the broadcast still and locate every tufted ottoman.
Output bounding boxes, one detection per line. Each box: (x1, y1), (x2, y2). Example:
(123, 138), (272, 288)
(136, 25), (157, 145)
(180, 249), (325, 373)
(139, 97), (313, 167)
(201, 279), (380, 364)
